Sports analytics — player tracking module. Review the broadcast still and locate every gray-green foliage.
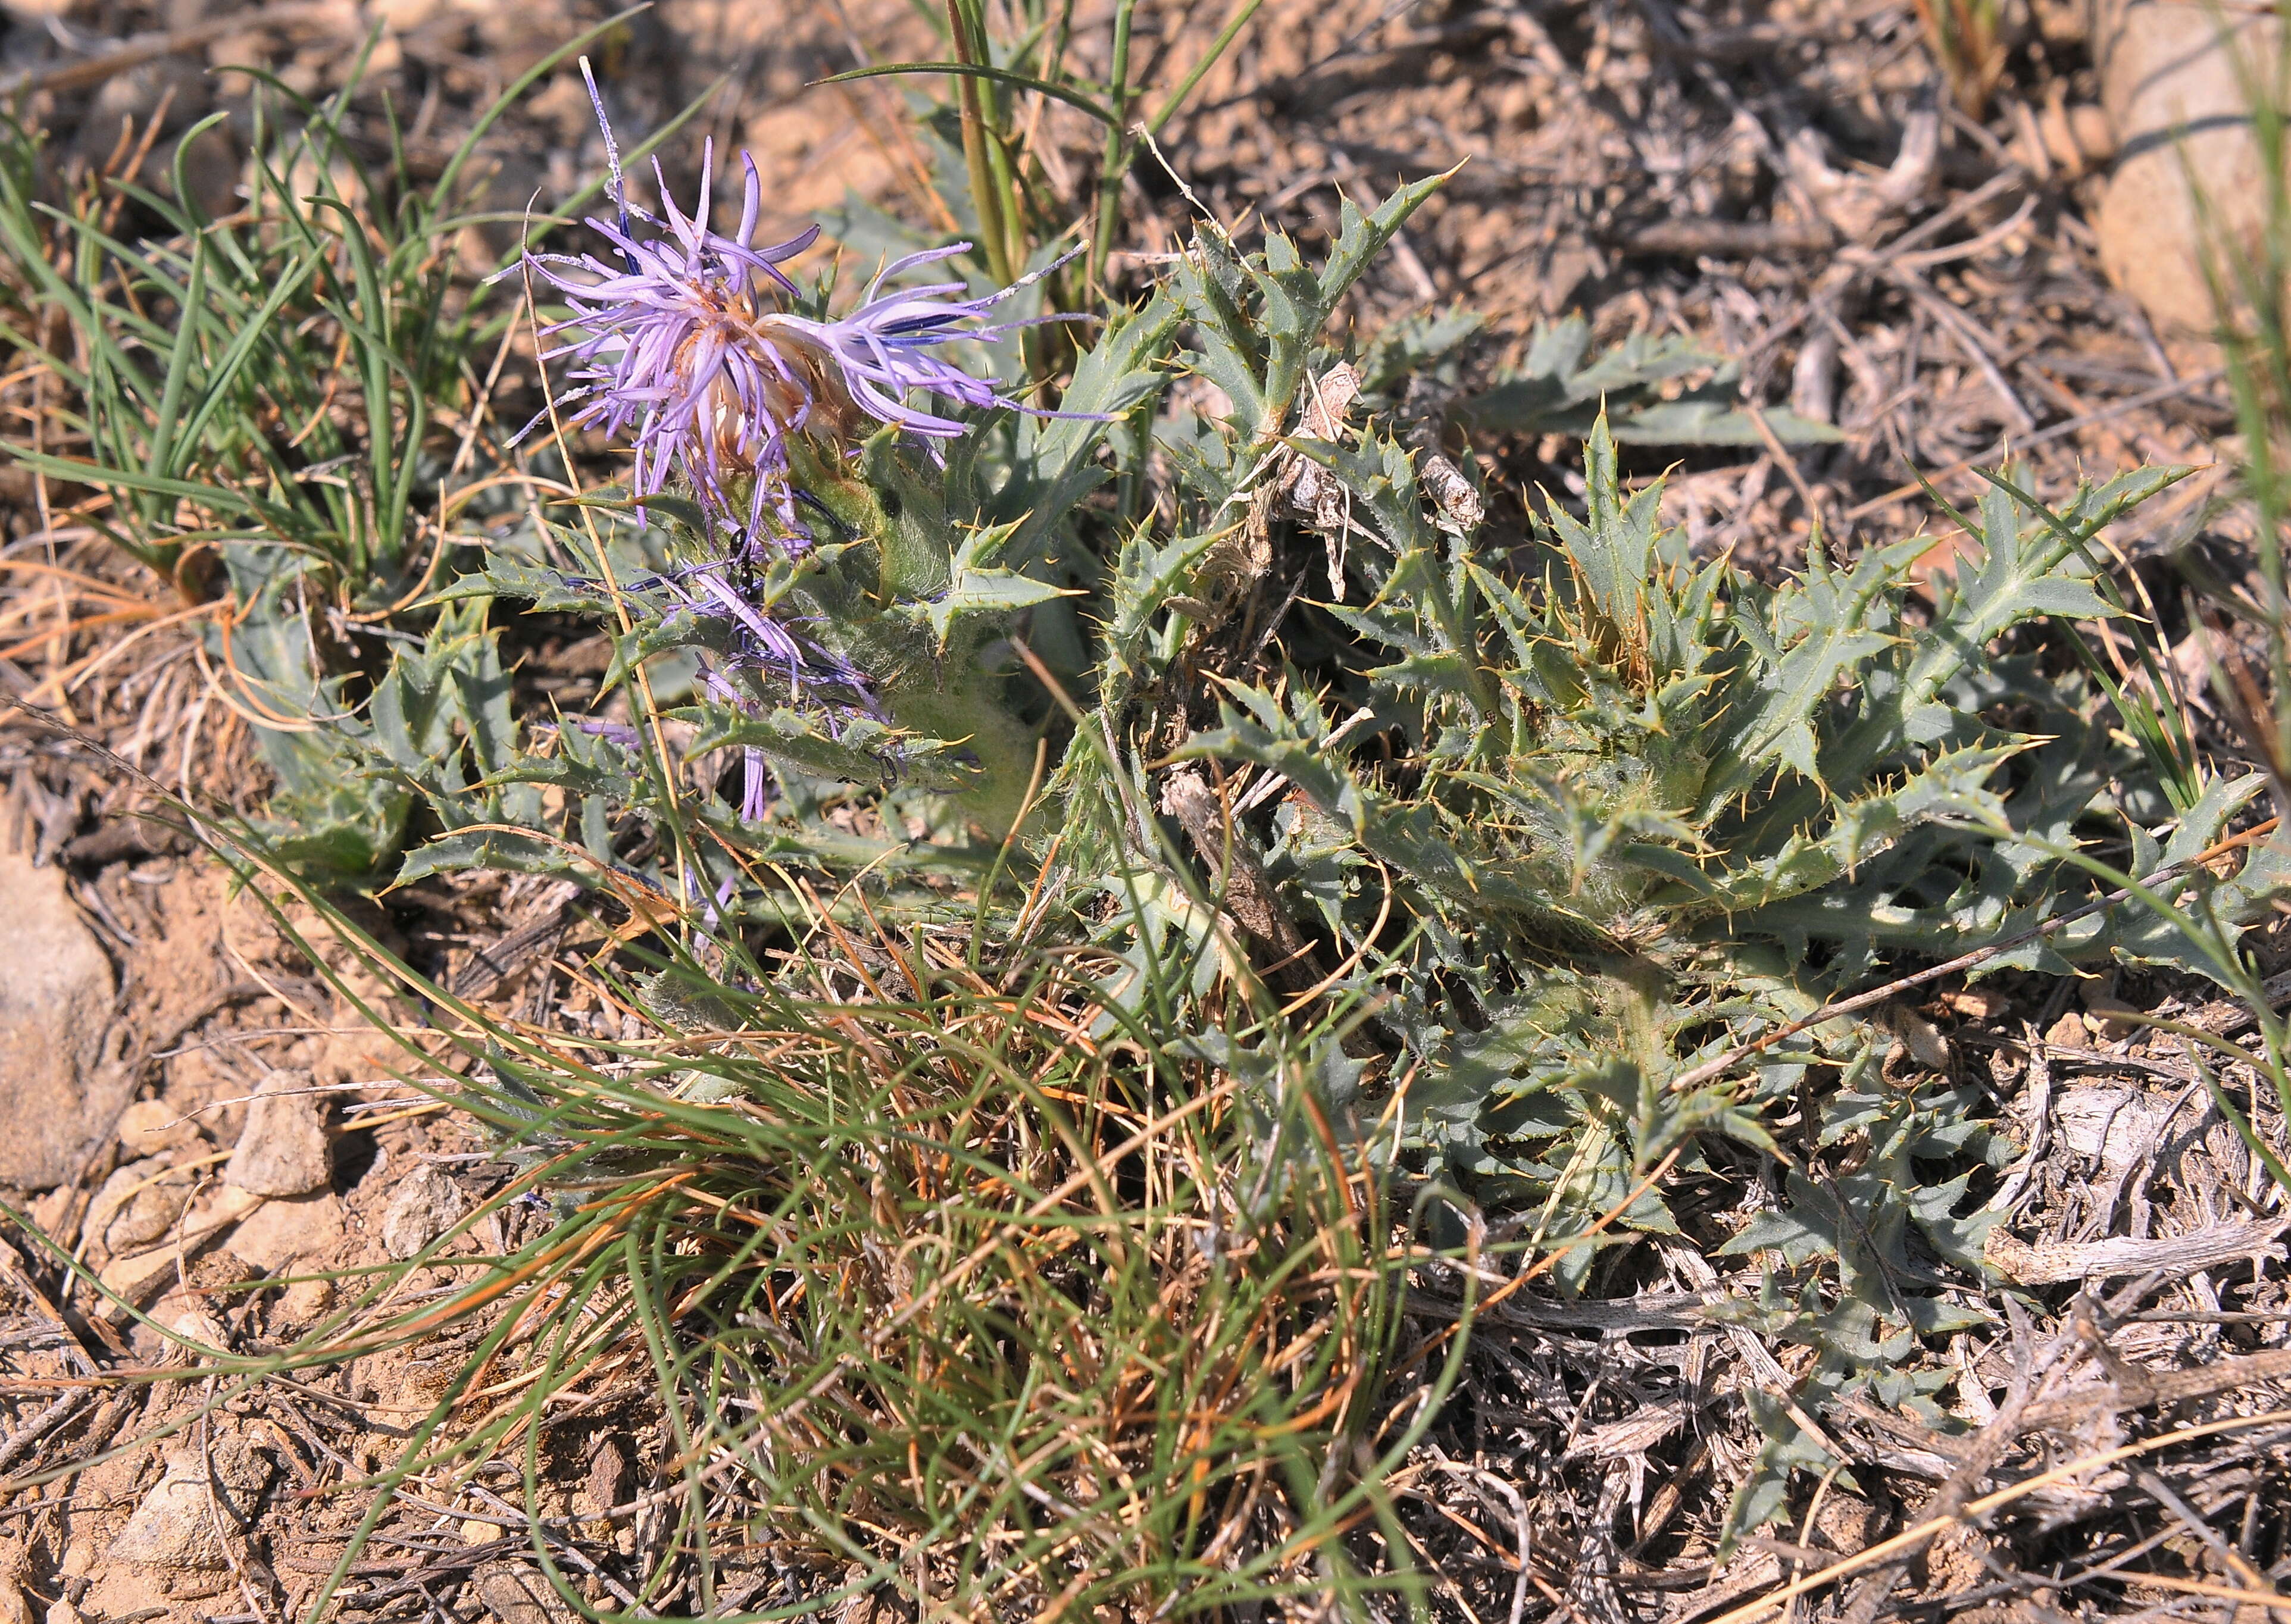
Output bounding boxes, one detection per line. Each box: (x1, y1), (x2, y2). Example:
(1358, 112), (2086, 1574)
(388, 170), (2289, 1320)
(1712, 1066), (2006, 1536)
(924, 187), (2217, 1216)
(1062, 201), (2281, 1538)
(1168, 409), (2280, 1203)
(1371, 307), (1840, 446)
(1167, 428), (2280, 1300)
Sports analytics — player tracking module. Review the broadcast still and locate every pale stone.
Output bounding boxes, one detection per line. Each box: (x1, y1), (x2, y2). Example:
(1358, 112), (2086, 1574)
(2082, 985), (2142, 1040)
(380, 1163), (467, 1260)
(274, 1275), (336, 1328)
(117, 1099), (200, 1157)
(109, 1438), (270, 1570)
(96, 1186), (261, 1317)
(0, 833), (124, 1190)
(471, 1562), (575, 1624)
(167, 1307), (229, 1354)
(87, 1156), (196, 1257)
(227, 1190), (346, 1272)
(1880, 1005), (1951, 1072)
(223, 1071), (332, 1197)
(2095, 0), (2284, 332)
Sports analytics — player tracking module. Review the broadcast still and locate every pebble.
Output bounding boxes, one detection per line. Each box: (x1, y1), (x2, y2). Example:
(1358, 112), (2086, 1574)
(470, 1562), (575, 1624)
(117, 1099), (202, 1157)
(275, 1275), (336, 1328)
(110, 1437), (271, 1570)
(227, 1190), (346, 1272)
(2095, 0), (2283, 332)
(381, 1162), (468, 1260)
(223, 1070), (333, 1197)
(0, 819), (126, 1190)
(86, 1156), (195, 1257)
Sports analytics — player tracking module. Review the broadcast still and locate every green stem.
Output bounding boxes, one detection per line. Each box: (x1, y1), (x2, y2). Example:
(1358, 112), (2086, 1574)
(946, 0), (1017, 287)
(982, 120), (1027, 277)
(1143, 0), (1264, 140)
(1040, 0), (1077, 93)
(1088, 0), (1136, 292)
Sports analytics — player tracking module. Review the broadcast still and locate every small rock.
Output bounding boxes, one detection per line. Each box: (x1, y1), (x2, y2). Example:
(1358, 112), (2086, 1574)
(2045, 1009), (2092, 1050)
(117, 1094), (200, 1159)
(96, 1185), (261, 1318)
(380, 1163), (468, 1261)
(227, 1190), (346, 1272)
(2082, 986), (2142, 1041)
(1881, 1004), (1951, 1072)
(274, 1275), (336, 1329)
(167, 1306), (229, 1354)
(2095, 0), (2283, 332)
(0, 817), (127, 1190)
(580, 1437), (628, 1516)
(87, 1156), (196, 1257)
(117, 1099), (201, 1157)
(224, 1071), (332, 1197)
(1936, 986), (2009, 1021)
(110, 1437), (271, 1570)
(471, 1562), (575, 1624)
(104, 1186), (190, 1256)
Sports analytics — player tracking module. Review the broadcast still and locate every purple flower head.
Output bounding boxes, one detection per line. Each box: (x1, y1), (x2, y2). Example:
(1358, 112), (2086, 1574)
(511, 60), (1067, 549)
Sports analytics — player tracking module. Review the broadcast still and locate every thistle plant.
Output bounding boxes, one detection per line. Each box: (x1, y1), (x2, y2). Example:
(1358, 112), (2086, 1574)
(1164, 412), (2287, 1271)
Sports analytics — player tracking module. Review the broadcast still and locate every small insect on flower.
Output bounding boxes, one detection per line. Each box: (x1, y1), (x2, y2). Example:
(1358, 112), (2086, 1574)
(510, 60), (1059, 549)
